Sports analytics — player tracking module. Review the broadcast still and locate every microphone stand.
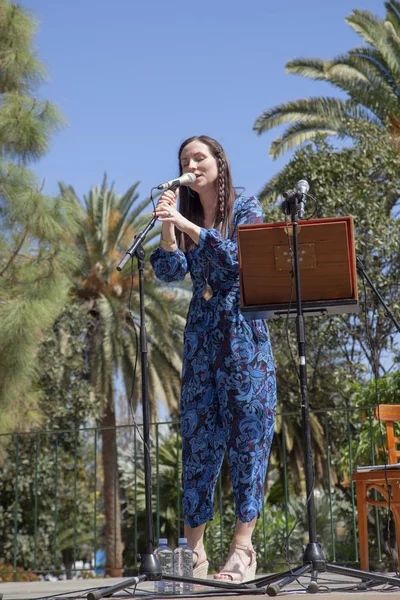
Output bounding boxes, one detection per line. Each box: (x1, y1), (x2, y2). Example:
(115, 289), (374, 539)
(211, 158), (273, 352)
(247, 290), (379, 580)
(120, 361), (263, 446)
(87, 191), (259, 600)
(116, 216), (157, 273)
(243, 191), (400, 596)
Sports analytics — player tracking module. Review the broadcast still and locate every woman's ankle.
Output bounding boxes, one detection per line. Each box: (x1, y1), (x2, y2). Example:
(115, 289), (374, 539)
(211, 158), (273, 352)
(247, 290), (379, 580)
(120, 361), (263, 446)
(231, 536), (253, 549)
(192, 545), (207, 567)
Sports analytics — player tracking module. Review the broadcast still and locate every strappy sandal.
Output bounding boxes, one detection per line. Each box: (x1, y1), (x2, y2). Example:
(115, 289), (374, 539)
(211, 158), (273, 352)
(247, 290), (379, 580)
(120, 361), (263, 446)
(193, 548), (209, 579)
(213, 542), (257, 583)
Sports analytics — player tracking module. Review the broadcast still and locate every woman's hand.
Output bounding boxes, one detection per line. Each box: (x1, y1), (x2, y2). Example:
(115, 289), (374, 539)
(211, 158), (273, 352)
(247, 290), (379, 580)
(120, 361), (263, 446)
(154, 189), (178, 216)
(153, 188), (201, 245)
(153, 189), (188, 232)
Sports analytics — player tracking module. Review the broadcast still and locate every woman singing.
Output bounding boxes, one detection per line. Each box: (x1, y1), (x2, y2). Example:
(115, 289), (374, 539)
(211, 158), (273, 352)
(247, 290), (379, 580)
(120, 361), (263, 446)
(150, 135), (276, 583)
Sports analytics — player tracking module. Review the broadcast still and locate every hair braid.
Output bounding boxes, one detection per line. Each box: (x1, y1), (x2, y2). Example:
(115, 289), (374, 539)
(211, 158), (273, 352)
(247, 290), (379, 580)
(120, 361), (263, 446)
(216, 151), (225, 230)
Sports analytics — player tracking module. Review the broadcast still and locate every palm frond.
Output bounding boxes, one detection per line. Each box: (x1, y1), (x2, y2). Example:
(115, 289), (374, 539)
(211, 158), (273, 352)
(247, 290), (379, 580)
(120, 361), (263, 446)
(255, 98), (371, 157)
(286, 58), (332, 79)
(256, 2), (400, 156)
(385, 1), (400, 38)
(255, 97), (357, 133)
(270, 125), (337, 159)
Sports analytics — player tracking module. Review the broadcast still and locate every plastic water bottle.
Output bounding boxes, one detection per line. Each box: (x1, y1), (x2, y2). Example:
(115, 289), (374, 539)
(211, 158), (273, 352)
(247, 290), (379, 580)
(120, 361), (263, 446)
(173, 537), (193, 593)
(154, 538), (174, 593)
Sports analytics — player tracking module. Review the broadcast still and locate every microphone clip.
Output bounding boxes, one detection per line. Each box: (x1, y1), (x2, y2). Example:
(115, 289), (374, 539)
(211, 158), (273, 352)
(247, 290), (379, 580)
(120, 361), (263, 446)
(281, 190), (297, 216)
(281, 181), (309, 219)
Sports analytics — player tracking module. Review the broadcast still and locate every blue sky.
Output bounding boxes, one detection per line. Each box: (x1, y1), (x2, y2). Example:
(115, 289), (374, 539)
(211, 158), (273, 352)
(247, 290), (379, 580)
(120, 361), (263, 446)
(21, 0), (385, 203)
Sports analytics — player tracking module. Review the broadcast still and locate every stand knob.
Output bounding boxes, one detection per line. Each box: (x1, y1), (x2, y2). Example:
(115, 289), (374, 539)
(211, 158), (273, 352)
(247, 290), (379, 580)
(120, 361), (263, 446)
(266, 583), (280, 596)
(308, 581), (319, 593)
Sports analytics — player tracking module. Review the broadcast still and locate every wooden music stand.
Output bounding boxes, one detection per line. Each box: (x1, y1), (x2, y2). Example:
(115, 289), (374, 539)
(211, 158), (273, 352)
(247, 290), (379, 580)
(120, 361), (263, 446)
(237, 216), (360, 320)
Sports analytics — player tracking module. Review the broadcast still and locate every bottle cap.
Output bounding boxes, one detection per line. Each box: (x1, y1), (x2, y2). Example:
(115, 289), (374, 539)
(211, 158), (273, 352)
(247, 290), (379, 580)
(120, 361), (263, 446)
(158, 538), (168, 545)
(178, 537), (187, 544)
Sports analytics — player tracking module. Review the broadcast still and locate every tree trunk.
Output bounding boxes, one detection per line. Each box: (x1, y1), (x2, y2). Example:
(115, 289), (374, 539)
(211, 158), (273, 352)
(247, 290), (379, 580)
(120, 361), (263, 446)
(61, 548), (73, 580)
(101, 401), (123, 576)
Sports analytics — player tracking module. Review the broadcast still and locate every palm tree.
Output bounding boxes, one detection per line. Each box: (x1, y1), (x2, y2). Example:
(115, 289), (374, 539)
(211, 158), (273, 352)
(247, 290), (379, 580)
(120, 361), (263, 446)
(59, 176), (187, 575)
(254, 1), (400, 157)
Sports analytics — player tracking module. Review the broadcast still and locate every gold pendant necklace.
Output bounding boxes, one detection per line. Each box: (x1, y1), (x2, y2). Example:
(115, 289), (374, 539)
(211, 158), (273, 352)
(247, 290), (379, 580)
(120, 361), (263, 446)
(202, 261), (213, 301)
(202, 281), (213, 301)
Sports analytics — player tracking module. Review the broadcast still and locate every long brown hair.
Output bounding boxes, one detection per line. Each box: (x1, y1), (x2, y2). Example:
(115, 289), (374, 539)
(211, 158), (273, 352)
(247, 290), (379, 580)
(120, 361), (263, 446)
(176, 135), (236, 251)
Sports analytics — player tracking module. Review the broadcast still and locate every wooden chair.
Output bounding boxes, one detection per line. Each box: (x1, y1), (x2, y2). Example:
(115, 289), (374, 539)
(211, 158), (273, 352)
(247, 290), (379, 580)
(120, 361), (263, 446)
(352, 404), (400, 570)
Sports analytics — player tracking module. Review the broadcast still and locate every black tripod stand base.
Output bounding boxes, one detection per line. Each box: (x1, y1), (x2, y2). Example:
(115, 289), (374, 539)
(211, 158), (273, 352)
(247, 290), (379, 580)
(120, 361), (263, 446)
(247, 561), (400, 596)
(260, 542), (325, 595)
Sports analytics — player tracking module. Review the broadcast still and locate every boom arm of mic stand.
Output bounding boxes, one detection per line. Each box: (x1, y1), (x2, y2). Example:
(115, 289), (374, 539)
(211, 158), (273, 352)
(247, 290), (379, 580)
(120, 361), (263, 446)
(356, 255), (400, 334)
(117, 215), (157, 271)
(117, 185), (176, 272)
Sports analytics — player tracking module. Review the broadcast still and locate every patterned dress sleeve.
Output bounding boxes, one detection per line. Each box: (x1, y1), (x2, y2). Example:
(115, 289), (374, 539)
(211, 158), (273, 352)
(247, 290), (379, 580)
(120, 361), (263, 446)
(150, 246), (189, 282)
(198, 196), (263, 272)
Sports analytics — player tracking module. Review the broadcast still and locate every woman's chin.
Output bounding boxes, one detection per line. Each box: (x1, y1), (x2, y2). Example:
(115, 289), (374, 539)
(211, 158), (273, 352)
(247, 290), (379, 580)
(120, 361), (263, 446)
(190, 180), (214, 193)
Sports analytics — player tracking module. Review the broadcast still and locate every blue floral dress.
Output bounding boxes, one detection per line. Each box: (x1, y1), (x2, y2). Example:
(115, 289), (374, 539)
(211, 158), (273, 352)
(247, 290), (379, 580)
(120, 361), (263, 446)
(150, 196), (276, 528)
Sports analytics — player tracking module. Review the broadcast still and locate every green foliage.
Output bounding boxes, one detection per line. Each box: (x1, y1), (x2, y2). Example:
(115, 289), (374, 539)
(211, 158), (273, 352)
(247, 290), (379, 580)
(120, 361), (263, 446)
(0, 0), (64, 161)
(0, 0), (74, 433)
(0, 305), (104, 574)
(38, 303), (103, 428)
(0, 0), (46, 93)
(0, 173), (81, 432)
(0, 431), (101, 575)
(254, 1), (400, 157)
(0, 93), (64, 161)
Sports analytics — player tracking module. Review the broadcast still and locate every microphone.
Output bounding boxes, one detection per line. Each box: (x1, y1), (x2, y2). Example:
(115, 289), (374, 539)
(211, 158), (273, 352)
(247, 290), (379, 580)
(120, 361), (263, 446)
(157, 172), (196, 190)
(295, 179), (309, 219)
